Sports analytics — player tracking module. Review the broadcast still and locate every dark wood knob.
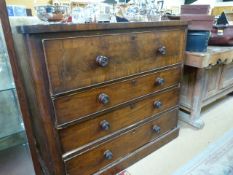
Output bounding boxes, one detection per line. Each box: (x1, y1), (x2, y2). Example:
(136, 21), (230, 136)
(100, 120), (110, 130)
(104, 150), (113, 160)
(155, 77), (165, 85)
(217, 59), (222, 64)
(98, 93), (110, 105)
(154, 101), (162, 109)
(153, 125), (161, 133)
(157, 46), (166, 55)
(96, 55), (109, 67)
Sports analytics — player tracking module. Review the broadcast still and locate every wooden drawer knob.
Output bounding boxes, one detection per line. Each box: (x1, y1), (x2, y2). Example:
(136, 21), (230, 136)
(153, 101), (163, 109)
(152, 125), (161, 133)
(100, 120), (110, 130)
(157, 46), (166, 55)
(98, 93), (110, 105)
(217, 59), (222, 65)
(155, 77), (165, 85)
(104, 150), (113, 160)
(96, 55), (109, 67)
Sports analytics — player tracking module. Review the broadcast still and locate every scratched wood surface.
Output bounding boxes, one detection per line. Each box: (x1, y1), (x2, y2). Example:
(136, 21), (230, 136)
(54, 66), (181, 126)
(185, 46), (233, 68)
(60, 88), (179, 153)
(65, 109), (178, 175)
(43, 30), (185, 94)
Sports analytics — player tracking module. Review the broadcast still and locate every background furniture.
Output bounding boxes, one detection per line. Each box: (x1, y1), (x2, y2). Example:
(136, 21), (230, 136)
(180, 46), (233, 128)
(211, 6), (233, 16)
(16, 21), (187, 174)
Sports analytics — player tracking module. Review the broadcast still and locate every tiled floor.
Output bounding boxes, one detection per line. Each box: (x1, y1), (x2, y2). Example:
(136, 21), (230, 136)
(1, 95), (233, 175)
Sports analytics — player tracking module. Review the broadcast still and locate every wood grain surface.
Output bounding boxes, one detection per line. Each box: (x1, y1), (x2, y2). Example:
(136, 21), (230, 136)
(185, 46), (233, 68)
(54, 66), (181, 125)
(17, 21), (187, 34)
(65, 109), (178, 175)
(43, 30), (185, 94)
(60, 87), (179, 153)
(98, 127), (179, 175)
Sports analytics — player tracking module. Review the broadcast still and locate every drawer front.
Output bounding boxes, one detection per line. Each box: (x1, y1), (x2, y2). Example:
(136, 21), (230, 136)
(43, 29), (185, 94)
(219, 63), (233, 90)
(65, 109), (178, 175)
(97, 128), (179, 175)
(59, 88), (179, 153)
(54, 66), (181, 125)
(203, 65), (222, 100)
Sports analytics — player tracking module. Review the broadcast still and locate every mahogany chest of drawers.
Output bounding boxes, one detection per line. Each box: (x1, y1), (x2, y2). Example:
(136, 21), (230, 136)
(16, 21), (187, 175)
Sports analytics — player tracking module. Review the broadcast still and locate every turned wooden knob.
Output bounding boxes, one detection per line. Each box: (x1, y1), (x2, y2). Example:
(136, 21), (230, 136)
(217, 59), (222, 65)
(104, 150), (113, 160)
(152, 125), (161, 133)
(154, 101), (163, 109)
(155, 77), (165, 85)
(157, 46), (166, 55)
(98, 93), (110, 105)
(96, 55), (109, 67)
(100, 120), (110, 130)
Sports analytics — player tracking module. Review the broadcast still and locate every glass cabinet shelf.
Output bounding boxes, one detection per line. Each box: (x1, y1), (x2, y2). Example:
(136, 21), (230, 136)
(0, 20), (25, 145)
(0, 87), (15, 93)
(0, 24), (15, 92)
(0, 55), (15, 91)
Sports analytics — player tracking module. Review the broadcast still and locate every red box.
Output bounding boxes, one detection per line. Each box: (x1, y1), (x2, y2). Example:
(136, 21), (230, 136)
(181, 5), (210, 15)
(180, 14), (214, 31)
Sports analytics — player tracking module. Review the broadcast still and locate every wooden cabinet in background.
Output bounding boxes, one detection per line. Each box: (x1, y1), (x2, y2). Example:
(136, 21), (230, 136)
(180, 46), (233, 129)
(15, 22), (187, 175)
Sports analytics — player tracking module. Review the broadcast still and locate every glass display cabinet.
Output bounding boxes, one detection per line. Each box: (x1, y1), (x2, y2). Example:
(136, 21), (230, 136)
(0, 20), (26, 150)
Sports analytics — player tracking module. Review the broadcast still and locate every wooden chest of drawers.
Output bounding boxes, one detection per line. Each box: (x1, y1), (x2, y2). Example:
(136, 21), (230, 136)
(16, 22), (187, 175)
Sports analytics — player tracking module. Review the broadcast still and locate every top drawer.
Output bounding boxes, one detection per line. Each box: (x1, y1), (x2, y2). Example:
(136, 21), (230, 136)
(43, 29), (185, 95)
